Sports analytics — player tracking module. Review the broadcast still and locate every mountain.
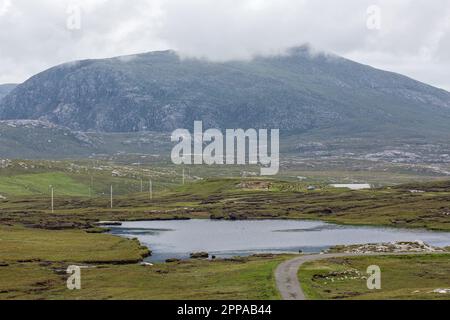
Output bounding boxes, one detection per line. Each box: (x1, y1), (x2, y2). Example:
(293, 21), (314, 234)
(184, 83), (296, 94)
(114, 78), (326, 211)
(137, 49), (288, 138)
(1, 47), (450, 138)
(0, 84), (17, 101)
(0, 120), (102, 159)
(0, 120), (172, 159)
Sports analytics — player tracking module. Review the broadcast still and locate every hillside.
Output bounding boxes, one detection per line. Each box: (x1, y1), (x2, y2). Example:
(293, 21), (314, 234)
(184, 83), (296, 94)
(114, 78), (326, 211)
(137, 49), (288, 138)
(0, 84), (17, 101)
(0, 120), (97, 158)
(0, 120), (171, 159)
(1, 47), (449, 138)
(0, 159), (177, 198)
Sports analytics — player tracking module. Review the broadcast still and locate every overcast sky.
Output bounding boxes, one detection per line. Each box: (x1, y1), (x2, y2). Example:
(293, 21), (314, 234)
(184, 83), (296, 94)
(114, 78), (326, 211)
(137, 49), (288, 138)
(0, 0), (449, 90)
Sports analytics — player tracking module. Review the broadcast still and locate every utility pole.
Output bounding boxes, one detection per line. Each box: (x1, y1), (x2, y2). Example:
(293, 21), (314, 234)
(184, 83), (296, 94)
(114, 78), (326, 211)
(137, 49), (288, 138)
(110, 185), (113, 209)
(149, 179), (153, 200)
(182, 168), (185, 185)
(50, 186), (54, 213)
(90, 175), (94, 197)
(138, 162), (144, 193)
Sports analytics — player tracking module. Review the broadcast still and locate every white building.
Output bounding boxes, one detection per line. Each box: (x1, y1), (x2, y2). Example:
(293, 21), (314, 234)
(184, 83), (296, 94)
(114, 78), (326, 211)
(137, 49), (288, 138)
(330, 184), (372, 190)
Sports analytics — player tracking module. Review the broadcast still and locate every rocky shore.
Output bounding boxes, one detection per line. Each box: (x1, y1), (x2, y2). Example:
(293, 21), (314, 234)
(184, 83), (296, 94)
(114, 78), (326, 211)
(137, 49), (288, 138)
(324, 240), (446, 254)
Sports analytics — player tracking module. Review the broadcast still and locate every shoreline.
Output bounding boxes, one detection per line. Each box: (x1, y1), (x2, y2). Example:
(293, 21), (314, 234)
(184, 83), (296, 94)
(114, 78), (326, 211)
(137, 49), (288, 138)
(107, 219), (450, 264)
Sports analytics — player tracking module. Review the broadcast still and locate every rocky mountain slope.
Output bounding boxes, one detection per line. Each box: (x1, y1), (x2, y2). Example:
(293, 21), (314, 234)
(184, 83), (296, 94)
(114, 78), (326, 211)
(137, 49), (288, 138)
(1, 47), (449, 138)
(0, 120), (96, 158)
(0, 84), (17, 101)
(0, 120), (170, 159)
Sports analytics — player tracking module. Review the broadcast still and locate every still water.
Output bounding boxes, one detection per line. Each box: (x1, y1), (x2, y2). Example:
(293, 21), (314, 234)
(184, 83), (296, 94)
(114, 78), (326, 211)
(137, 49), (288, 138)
(109, 219), (450, 262)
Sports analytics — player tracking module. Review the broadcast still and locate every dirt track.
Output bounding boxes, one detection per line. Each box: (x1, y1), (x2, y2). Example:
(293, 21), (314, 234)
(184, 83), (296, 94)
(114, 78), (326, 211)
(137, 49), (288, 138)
(275, 252), (447, 300)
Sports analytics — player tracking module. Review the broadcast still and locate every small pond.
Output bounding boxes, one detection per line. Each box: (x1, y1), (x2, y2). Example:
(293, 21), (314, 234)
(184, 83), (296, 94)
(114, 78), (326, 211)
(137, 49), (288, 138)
(109, 219), (450, 262)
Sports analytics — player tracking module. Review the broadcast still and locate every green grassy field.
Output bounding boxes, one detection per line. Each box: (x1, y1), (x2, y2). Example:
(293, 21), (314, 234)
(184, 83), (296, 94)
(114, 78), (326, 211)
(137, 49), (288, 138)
(0, 172), (91, 196)
(1, 161), (449, 300)
(0, 160), (182, 198)
(0, 225), (285, 300)
(1, 157), (449, 198)
(0, 225), (150, 263)
(1, 177), (450, 231)
(298, 254), (450, 300)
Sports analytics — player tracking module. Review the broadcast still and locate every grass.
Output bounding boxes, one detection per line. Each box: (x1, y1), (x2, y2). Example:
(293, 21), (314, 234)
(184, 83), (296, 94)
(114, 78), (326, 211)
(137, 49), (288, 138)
(0, 225), (150, 263)
(48, 257), (283, 300)
(298, 254), (450, 300)
(0, 159), (183, 198)
(2, 177), (450, 231)
(0, 257), (285, 300)
(0, 164), (449, 300)
(0, 172), (90, 196)
(0, 224), (285, 300)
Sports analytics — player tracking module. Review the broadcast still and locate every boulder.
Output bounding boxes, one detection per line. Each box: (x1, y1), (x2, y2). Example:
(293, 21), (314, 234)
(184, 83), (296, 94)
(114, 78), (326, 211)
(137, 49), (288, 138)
(190, 252), (209, 259)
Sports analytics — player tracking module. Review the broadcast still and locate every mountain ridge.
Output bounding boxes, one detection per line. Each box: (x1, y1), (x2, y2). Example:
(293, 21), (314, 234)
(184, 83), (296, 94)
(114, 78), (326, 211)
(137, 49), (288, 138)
(1, 47), (449, 137)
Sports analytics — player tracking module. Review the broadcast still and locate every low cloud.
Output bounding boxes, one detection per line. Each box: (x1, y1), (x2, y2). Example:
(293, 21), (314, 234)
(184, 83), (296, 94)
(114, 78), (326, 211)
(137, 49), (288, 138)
(0, 0), (449, 90)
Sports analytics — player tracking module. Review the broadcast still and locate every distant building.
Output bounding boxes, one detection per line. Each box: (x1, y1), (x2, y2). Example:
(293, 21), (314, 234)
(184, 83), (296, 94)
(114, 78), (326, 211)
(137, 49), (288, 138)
(330, 184), (371, 190)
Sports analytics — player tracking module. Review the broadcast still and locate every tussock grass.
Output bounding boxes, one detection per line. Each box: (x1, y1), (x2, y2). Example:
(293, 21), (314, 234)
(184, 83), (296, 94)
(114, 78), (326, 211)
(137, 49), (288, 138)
(299, 254), (450, 300)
